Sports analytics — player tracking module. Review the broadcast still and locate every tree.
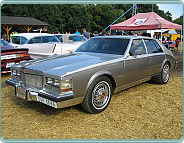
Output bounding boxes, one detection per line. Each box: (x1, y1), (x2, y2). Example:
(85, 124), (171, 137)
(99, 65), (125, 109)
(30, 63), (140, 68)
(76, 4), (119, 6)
(1, 4), (174, 34)
(87, 4), (126, 33)
(173, 15), (183, 25)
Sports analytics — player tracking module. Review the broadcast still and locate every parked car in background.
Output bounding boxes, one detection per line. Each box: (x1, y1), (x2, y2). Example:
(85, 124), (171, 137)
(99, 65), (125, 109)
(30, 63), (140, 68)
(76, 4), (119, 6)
(6, 36), (176, 113)
(9, 33), (61, 59)
(54, 34), (87, 53)
(10, 33), (87, 59)
(1, 40), (31, 73)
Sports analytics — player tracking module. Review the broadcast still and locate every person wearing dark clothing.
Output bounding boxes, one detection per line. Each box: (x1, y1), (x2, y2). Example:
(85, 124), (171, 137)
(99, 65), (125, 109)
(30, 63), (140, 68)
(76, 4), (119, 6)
(83, 28), (90, 39)
(40, 26), (49, 33)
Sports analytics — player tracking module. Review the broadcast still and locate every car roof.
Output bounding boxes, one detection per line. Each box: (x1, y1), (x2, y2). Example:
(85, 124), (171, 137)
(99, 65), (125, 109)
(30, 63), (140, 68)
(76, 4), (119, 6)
(10, 33), (54, 40)
(92, 35), (154, 40)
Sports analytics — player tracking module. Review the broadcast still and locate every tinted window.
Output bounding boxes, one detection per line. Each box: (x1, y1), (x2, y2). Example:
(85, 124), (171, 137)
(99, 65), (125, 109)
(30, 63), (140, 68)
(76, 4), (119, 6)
(129, 39), (147, 56)
(28, 36), (60, 44)
(11, 36), (21, 44)
(144, 40), (162, 54)
(69, 35), (87, 42)
(152, 40), (163, 52)
(55, 35), (63, 42)
(20, 37), (28, 44)
(76, 38), (129, 55)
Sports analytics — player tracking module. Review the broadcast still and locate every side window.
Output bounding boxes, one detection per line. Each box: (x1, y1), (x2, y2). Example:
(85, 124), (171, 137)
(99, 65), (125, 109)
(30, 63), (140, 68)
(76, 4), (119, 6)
(42, 36), (49, 43)
(20, 37), (28, 44)
(57, 36), (63, 42)
(28, 37), (41, 44)
(129, 39), (147, 56)
(152, 40), (163, 52)
(11, 36), (21, 44)
(144, 40), (161, 54)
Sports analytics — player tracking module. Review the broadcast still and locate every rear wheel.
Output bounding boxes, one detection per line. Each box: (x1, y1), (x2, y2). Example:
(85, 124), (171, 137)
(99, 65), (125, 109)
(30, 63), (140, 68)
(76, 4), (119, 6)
(155, 62), (170, 84)
(81, 76), (112, 114)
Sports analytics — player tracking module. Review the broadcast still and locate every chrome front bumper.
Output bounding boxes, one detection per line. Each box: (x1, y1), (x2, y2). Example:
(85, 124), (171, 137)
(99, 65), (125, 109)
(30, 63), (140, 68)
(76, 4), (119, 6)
(6, 78), (82, 109)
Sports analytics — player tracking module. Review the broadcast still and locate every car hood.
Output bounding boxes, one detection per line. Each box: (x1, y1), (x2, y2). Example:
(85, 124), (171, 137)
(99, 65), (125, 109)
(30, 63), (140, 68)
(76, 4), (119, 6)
(1, 46), (16, 51)
(23, 52), (123, 77)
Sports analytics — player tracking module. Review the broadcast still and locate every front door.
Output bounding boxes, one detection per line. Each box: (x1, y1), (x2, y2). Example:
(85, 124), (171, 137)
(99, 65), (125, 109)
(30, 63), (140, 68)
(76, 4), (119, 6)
(122, 39), (151, 85)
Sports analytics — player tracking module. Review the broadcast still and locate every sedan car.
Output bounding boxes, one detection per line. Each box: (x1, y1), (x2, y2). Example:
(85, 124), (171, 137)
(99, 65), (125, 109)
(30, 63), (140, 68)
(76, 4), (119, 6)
(9, 33), (61, 59)
(1, 40), (31, 73)
(6, 36), (176, 113)
(54, 34), (87, 54)
(10, 33), (86, 59)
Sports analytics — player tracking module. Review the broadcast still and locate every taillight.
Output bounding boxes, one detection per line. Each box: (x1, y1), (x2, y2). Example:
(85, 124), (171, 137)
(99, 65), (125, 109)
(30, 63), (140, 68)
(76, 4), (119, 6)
(19, 54), (30, 57)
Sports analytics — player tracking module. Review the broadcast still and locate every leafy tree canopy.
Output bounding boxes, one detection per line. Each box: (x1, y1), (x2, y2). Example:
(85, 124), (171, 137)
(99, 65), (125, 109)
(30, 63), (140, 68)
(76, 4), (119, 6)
(1, 4), (175, 34)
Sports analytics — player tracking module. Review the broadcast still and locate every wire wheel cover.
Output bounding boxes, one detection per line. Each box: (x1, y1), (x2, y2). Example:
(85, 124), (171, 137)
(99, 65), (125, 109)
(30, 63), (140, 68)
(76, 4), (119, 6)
(162, 64), (170, 82)
(92, 81), (111, 109)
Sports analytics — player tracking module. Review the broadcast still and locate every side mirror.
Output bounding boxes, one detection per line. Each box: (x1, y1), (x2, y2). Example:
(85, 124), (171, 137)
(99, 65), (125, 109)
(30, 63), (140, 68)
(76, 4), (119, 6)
(134, 49), (142, 58)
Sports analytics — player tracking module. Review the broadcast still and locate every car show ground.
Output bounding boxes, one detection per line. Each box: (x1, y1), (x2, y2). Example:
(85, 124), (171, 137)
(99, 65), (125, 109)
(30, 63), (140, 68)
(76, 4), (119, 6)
(1, 53), (183, 139)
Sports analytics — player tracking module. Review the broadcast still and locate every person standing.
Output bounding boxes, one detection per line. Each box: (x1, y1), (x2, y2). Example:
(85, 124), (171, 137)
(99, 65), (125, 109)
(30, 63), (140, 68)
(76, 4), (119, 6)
(40, 26), (49, 33)
(82, 28), (90, 39)
(10, 31), (18, 36)
(94, 31), (99, 37)
(74, 29), (81, 35)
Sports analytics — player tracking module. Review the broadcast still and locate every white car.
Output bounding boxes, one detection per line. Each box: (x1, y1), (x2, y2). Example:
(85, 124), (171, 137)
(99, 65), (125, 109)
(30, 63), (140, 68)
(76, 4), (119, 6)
(54, 34), (87, 54)
(10, 33), (86, 59)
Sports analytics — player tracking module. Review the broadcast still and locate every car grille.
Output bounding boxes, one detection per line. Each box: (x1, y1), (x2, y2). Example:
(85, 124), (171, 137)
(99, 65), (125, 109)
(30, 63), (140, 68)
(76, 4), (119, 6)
(25, 74), (43, 89)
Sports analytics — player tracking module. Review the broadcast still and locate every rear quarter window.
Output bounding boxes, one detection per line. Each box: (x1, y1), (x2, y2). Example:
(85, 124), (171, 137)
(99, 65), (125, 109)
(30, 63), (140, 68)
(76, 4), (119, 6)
(144, 40), (163, 54)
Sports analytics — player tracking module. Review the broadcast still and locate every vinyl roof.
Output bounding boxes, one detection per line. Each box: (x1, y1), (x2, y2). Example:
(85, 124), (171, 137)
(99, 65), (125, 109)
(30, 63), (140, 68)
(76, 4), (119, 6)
(1, 16), (49, 26)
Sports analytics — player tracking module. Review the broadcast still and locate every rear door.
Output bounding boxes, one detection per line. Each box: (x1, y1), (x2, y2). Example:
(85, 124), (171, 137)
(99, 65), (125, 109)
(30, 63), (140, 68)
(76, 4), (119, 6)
(26, 36), (55, 54)
(143, 39), (165, 75)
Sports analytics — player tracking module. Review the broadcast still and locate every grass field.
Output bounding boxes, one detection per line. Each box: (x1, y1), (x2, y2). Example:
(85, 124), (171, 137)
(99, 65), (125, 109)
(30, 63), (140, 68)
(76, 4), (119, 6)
(1, 52), (183, 139)
(1, 73), (183, 139)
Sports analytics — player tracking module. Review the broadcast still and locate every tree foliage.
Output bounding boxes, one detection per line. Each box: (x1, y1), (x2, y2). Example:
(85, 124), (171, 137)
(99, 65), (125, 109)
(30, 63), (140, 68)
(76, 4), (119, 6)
(1, 4), (174, 34)
(173, 15), (183, 25)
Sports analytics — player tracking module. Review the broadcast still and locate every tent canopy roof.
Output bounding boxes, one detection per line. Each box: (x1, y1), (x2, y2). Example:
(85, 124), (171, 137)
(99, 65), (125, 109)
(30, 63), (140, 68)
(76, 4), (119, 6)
(1, 16), (49, 26)
(110, 12), (182, 31)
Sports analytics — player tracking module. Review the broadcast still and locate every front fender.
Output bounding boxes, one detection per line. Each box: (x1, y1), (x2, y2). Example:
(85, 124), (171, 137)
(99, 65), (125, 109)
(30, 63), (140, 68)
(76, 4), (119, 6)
(86, 70), (112, 92)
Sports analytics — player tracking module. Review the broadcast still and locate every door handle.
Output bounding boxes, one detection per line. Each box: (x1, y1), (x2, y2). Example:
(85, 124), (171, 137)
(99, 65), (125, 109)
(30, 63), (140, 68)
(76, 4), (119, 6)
(145, 57), (151, 60)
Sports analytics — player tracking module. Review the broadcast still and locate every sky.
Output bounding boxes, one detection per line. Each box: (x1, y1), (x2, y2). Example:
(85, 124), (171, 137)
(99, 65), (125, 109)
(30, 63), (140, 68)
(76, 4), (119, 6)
(157, 4), (183, 20)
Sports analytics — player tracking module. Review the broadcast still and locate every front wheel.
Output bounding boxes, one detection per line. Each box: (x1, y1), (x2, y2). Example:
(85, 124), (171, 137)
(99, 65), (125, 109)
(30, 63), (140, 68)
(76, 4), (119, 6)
(155, 62), (170, 84)
(81, 76), (113, 114)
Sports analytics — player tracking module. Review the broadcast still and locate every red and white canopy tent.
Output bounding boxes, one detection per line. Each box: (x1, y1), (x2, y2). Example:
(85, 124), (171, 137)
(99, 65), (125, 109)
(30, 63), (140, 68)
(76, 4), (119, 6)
(110, 12), (182, 31)
(110, 12), (182, 52)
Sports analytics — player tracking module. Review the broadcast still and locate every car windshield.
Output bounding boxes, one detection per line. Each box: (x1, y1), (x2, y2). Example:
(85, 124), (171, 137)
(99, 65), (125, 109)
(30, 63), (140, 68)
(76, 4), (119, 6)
(1, 40), (12, 46)
(75, 38), (129, 55)
(69, 35), (87, 42)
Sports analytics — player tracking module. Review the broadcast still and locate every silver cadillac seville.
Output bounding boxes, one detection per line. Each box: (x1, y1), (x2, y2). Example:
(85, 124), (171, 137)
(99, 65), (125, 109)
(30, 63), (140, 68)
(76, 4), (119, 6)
(6, 36), (176, 114)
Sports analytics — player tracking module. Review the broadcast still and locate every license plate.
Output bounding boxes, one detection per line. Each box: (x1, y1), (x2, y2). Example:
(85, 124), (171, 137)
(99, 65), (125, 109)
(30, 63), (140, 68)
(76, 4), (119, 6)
(16, 87), (26, 100)
(36, 96), (57, 108)
(6, 62), (15, 68)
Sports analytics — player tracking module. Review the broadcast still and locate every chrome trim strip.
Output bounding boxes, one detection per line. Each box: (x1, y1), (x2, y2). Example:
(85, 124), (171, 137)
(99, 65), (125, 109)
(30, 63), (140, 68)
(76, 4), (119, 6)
(114, 76), (151, 93)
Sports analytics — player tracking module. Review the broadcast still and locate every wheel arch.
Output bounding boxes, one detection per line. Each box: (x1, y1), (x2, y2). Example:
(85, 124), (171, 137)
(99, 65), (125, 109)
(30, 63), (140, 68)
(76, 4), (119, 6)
(161, 59), (171, 70)
(86, 71), (116, 93)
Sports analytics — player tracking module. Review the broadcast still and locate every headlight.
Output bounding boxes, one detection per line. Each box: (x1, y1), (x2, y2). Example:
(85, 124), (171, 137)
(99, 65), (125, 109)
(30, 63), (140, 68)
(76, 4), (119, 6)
(17, 70), (20, 76)
(11, 69), (20, 76)
(12, 69), (17, 75)
(54, 79), (60, 87)
(46, 77), (53, 84)
(46, 77), (72, 92)
(60, 79), (72, 92)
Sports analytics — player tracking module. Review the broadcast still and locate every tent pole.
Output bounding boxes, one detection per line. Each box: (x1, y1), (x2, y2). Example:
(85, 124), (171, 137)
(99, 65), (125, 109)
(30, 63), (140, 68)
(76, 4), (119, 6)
(161, 27), (162, 43)
(180, 29), (182, 54)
